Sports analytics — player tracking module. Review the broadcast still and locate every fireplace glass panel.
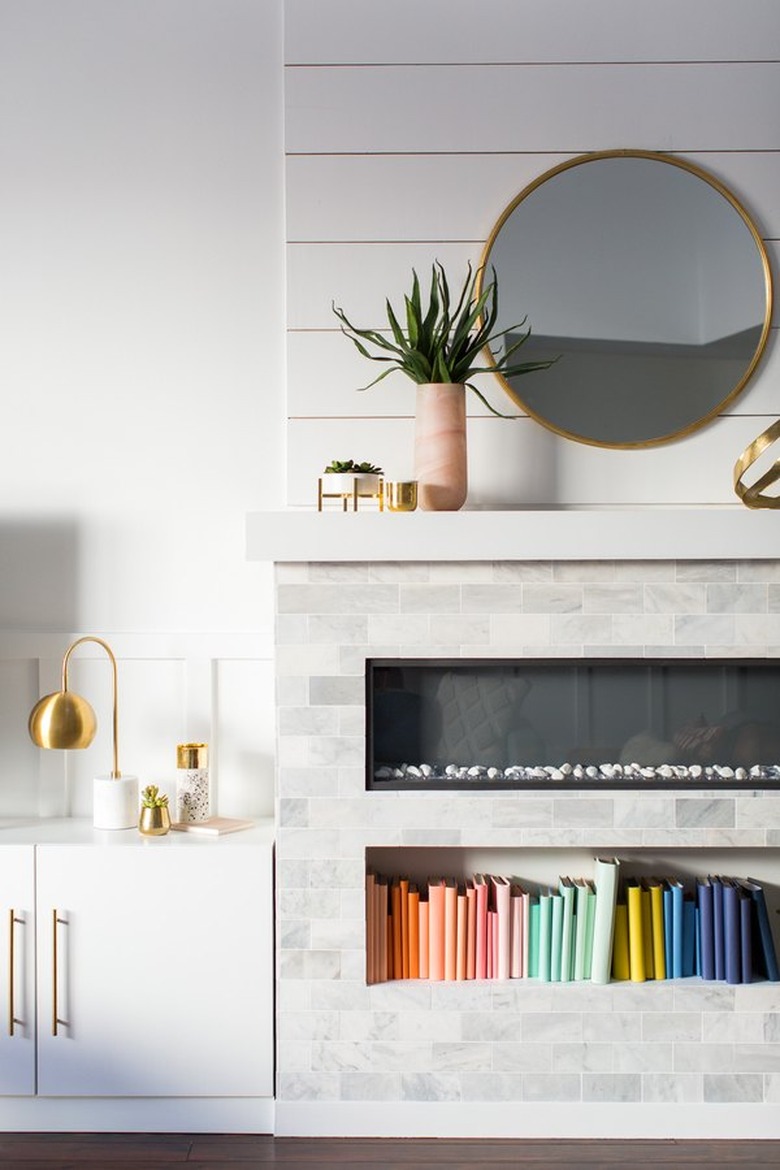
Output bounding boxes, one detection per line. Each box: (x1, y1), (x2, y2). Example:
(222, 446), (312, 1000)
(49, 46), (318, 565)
(367, 659), (780, 790)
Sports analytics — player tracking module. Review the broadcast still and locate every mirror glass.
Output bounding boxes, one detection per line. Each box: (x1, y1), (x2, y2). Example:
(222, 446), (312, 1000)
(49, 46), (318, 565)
(482, 151), (772, 447)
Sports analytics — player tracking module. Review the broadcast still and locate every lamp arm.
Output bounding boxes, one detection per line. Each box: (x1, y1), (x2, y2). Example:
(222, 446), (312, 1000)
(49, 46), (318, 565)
(61, 636), (121, 779)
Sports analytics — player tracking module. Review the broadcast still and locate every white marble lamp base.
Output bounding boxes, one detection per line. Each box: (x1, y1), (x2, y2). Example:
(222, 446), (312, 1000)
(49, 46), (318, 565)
(93, 775), (139, 830)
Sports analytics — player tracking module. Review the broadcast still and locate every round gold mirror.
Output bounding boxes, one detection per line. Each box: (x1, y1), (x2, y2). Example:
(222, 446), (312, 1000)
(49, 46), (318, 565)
(481, 150), (773, 448)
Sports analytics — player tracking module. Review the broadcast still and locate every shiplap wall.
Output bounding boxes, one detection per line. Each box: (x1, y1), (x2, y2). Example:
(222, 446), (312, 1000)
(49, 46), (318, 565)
(284, 0), (780, 509)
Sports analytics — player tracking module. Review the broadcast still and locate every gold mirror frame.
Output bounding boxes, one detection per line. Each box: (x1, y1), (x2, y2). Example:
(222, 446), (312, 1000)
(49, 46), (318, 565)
(479, 150), (774, 449)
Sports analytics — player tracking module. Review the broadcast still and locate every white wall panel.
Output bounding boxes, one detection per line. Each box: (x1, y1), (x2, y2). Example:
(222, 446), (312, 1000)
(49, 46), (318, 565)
(287, 152), (780, 243)
(287, 414), (769, 509)
(286, 64), (780, 155)
(286, 0), (780, 64)
(0, 661), (41, 818)
(214, 659), (275, 819)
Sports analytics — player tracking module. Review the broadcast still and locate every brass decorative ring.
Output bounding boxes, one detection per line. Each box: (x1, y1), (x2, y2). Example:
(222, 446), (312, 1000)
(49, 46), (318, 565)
(734, 418), (780, 509)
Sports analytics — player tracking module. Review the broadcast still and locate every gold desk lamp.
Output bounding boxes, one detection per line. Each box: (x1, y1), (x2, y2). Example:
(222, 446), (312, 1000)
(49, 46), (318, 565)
(28, 636), (139, 830)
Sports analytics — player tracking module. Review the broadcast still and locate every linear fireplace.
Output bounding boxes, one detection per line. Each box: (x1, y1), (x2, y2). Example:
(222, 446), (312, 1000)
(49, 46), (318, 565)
(367, 657), (780, 791)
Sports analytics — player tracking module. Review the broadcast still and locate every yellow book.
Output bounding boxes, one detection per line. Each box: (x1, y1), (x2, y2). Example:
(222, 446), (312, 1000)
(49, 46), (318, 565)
(626, 880), (646, 982)
(648, 878), (666, 980)
(641, 882), (655, 980)
(611, 901), (630, 981)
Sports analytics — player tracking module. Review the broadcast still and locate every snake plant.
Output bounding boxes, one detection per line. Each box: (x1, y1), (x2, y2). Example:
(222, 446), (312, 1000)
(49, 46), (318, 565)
(332, 261), (555, 417)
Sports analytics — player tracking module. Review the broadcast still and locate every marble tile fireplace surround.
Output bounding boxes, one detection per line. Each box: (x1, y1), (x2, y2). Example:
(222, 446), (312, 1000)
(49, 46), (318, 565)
(248, 510), (780, 1139)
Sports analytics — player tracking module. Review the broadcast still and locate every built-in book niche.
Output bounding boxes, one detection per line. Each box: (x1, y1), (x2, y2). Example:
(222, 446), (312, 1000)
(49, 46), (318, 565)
(365, 846), (780, 989)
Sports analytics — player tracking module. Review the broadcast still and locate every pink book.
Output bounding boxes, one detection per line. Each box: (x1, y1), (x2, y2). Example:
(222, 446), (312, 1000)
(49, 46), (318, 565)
(456, 885), (468, 980)
(443, 878), (458, 980)
(492, 875), (511, 980)
(428, 879), (446, 981)
(474, 874), (489, 980)
(510, 884), (524, 979)
(418, 894), (430, 980)
(465, 880), (477, 980)
(487, 909), (497, 979)
(521, 887), (532, 978)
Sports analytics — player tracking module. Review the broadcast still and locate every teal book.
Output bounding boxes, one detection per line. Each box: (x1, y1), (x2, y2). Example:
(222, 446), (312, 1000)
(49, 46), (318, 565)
(528, 898), (541, 979)
(558, 877), (576, 983)
(576, 879), (596, 980)
(537, 887), (553, 982)
(549, 889), (564, 982)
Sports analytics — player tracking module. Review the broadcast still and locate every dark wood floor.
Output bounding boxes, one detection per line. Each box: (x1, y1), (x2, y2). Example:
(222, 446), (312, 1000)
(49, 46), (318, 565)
(1, 1136), (780, 1170)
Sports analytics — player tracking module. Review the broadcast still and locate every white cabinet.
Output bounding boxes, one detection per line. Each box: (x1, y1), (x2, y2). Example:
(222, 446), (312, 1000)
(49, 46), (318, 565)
(0, 846), (35, 1095)
(0, 822), (274, 1127)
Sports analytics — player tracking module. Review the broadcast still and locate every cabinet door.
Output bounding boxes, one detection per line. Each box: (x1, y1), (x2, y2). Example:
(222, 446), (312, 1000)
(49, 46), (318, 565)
(0, 845), (35, 1095)
(36, 842), (273, 1098)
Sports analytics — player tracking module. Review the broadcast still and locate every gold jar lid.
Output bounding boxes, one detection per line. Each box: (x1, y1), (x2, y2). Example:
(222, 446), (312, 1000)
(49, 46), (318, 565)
(177, 742), (208, 769)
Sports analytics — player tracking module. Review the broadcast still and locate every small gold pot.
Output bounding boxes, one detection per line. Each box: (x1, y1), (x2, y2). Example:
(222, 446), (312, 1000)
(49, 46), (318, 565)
(139, 805), (171, 836)
(383, 480), (418, 512)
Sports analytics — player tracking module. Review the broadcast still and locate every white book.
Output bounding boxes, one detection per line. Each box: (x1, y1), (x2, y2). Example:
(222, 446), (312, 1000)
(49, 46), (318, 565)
(590, 856), (621, 985)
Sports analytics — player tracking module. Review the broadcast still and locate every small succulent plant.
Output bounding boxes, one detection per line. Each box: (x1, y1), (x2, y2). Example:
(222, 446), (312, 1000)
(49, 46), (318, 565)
(323, 459), (383, 475)
(141, 784), (169, 809)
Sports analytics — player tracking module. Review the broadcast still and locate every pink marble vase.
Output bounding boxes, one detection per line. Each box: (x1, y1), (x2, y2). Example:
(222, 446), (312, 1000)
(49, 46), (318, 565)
(414, 382), (467, 511)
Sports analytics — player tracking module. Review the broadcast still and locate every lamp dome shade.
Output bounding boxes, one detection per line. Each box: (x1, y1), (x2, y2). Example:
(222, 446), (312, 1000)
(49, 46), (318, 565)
(28, 691), (98, 750)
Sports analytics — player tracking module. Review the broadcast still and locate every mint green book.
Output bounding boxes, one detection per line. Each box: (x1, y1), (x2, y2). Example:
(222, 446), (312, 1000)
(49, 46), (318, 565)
(559, 877), (576, 983)
(581, 880), (597, 980)
(537, 887), (553, 982)
(528, 898), (541, 978)
(549, 889), (564, 982)
(573, 878), (593, 980)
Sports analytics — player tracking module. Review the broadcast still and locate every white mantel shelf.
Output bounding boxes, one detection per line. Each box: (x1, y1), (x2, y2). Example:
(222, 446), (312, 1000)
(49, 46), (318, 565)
(246, 507), (779, 563)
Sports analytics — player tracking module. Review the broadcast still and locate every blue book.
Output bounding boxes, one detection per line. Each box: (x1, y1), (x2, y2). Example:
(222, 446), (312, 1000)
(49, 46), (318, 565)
(682, 897), (696, 977)
(663, 883), (674, 976)
(667, 878), (684, 979)
(743, 878), (780, 982)
(722, 878), (741, 984)
(697, 876), (715, 981)
(711, 876), (725, 981)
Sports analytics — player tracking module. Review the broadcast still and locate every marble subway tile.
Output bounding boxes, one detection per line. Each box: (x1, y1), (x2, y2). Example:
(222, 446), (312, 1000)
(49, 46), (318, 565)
(522, 1012), (582, 1043)
(461, 584), (524, 613)
(368, 613), (430, 643)
(490, 613), (552, 646)
(612, 1042), (673, 1073)
(461, 1012), (523, 1042)
(733, 1044), (780, 1073)
(279, 798), (310, 828)
(703, 1073), (763, 1102)
(278, 1072), (340, 1100)
(676, 562), (736, 583)
(554, 562), (616, 582)
(276, 643), (340, 674)
(310, 675), (365, 705)
(645, 583), (706, 612)
(707, 583), (768, 613)
(522, 584), (584, 613)
(642, 1073), (702, 1102)
(583, 1072), (641, 1102)
(431, 1041), (493, 1072)
(583, 585), (644, 614)
(278, 766), (340, 798)
(279, 706), (339, 736)
(520, 1073), (582, 1102)
(401, 1072), (462, 1100)
(399, 584), (461, 613)
(675, 1042), (734, 1072)
(739, 562), (780, 583)
(675, 798), (735, 829)
(612, 614), (674, 645)
(309, 563), (370, 582)
(308, 614), (370, 644)
(429, 614), (491, 644)
(340, 1072), (402, 1100)
(583, 1012), (641, 1042)
(674, 614), (735, 645)
(552, 614), (613, 645)
(279, 949), (342, 981)
(369, 562), (431, 582)
(431, 561), (494, 583)
(492, 561), (553, 582)
(735, 613), (780, 644)
(277, 583), (399, 614)
(553, 1042), (613, 1072)
(553, 798), (614, 828)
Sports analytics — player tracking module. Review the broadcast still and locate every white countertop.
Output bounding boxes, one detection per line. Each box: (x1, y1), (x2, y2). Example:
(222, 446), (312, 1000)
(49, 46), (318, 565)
(0, 817), (275, 847)
(246, 507), (779, 562)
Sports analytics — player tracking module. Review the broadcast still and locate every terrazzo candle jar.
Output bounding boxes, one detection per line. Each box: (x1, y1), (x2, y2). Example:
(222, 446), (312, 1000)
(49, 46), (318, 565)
(176, 742), (210, 822)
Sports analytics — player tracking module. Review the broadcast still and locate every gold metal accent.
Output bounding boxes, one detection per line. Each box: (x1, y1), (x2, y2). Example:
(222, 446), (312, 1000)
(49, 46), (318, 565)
(383, 480), (418, 512)
(139, 804), (172, 835)
(177, 742), (208, 770)
(477, 149), (774, 450)
(28, 636), (121, 778)
(318, 477), (358, 512)
(734, 418), (780, 508)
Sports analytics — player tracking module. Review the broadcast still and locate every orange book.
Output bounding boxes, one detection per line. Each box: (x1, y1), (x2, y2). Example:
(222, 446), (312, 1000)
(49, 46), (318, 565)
(465, 880), (477, 979)
(418, 890), (430, 980)
(408, 884), (420, 979)
(444, 878), (458, 980)
(376, 876), (388, 983)
(365, 870), (376, 985)
(390, 878), (402, 981)
(400, 877), (410, 979)
(428, 879), (446, 981)
(456, 884), (468, 980)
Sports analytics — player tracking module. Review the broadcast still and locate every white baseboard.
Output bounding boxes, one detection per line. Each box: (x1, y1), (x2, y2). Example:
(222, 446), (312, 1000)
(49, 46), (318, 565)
(274, 1100), (780, 1140)
(0, 1097), (274, 1133)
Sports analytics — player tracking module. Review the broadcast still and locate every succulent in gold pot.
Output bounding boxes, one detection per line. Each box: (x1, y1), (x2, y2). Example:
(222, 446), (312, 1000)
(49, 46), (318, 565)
(138, 784), (171, 836)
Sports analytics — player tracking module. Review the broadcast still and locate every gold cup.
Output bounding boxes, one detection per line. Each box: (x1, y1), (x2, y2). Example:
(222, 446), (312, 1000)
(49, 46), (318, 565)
(383, 480), (418, 512)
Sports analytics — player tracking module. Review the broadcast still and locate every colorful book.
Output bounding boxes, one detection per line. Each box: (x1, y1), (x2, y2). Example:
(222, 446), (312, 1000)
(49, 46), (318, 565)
(465, 880), (477, 980)
(376, 875), (389, 983)
(581, 881), (597, 981)
(558, 877), (576, 983)
(521, 886), (533, 977)
(390, 878), (403, 981)
(626, 879), (646, 983)
(611, 900), (630, 981)
(510, 884), (524, 978)
(365, 870), (376, 985)
(443, 878), (458, 980)
(456, 884), (468, 980)
(667, 878), (684, 979)
(573, 879), (594, 981)
(711, 875), (725, 981)
(418, 889), (429, 980)
(492, 875), (512, 980)
(528, 897), (540, 978)
(722, 877), (742, 984)
(739, 884), (753, 985)
(549, 888), (564, 982)
(591, 857), (620, 984)
(648, 878), (666, 980)
(682, 895), (696, 977)
(474, 874), (489, 980)
(641, 880), (655, 980)
(537, 886), (554, 983)
(408, 883), (420, 979)
(428, 878), (446, 981)
(696, 876), (715, 981)
(400, 877), (410, 979)
(743, 877), (780, 982)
